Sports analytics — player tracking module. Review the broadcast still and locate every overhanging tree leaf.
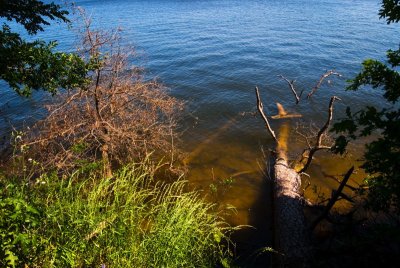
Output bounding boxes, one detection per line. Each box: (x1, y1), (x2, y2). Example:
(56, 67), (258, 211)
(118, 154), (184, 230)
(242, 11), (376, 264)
(0, 1), (89, 96)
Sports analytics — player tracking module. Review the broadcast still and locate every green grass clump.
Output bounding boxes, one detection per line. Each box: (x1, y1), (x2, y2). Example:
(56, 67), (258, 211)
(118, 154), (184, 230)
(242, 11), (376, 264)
(0, 162), (233, 267)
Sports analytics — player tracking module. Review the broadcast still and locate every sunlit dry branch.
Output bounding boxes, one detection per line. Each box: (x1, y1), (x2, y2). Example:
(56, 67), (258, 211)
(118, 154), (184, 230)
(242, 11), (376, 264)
(278, 75), (303, 104)
(307, 70), (342, 99)
(255, 86), (278, 143)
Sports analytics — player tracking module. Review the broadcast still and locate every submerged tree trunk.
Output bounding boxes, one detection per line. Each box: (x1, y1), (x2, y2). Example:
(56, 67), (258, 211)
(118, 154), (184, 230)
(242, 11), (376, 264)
(255, 87), (341, 267)
(272, 124), (310, 267)
(255, 87), (311, 266)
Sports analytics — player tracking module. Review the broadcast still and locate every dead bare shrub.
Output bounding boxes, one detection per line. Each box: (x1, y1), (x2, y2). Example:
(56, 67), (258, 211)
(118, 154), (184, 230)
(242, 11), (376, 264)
(23, 11), (183, 176)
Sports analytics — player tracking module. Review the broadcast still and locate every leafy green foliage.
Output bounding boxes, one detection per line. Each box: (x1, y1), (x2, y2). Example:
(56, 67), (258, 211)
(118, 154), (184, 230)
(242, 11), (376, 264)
(0, 184), (42, 267)
(332, 1), (400, 212)
(0, 162), (233, 267)
(0, 1), (89, 96)
(0, 25), (89, 96)
(379, 0), (400, 24)
(0, 0), (69, 34)
(346, 59), (400, 103)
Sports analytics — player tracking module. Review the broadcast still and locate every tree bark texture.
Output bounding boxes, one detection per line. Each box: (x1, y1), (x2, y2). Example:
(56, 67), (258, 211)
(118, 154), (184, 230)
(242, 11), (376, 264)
(272, 124), (310, 267)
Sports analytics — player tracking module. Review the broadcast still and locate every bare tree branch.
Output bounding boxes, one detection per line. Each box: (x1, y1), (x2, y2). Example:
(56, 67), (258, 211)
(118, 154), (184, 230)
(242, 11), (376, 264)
(310, 166), (354, 230)
(297, 96), (340, 173)
(307, 70), (342, 99)
(255, 86), (278, 143)
(278, 75), (303, 104)
(316, 96), (340, 145)
(323, 170), (359, 191)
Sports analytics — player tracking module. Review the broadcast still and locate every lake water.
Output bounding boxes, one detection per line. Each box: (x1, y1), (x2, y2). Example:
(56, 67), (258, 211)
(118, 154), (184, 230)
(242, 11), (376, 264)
(1, 0), (399, 263)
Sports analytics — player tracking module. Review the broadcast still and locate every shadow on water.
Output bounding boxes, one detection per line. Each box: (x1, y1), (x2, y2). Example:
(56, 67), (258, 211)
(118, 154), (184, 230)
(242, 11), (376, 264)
(230, 166), (274, 268)
(183, 115), (276, 267)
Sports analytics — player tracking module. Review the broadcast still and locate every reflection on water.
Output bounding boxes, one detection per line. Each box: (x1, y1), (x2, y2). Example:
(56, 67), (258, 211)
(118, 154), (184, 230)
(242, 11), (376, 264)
(276, 121), (290, 160)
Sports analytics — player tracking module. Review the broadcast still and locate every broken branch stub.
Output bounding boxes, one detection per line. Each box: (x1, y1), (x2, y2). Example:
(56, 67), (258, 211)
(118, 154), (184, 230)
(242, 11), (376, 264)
(271, 102), (302, 119)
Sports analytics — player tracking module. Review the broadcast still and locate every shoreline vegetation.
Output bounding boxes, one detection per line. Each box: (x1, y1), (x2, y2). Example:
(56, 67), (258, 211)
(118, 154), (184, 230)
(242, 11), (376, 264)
(1, 159), (234, 267)
(1, 1), (400, 267)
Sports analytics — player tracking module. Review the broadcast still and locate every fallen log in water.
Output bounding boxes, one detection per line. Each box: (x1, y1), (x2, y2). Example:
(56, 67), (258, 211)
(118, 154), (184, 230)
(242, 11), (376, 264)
(272, 157), (310, 267)
(256, 87), (310, 266)
(255, 69), (346, 265)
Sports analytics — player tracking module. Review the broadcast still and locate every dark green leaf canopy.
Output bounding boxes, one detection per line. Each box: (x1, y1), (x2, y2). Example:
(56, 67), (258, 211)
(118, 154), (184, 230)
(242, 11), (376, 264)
(380, 0), (400, 24)
(0, 0), (88, 96)
(0, 0), (69, 34)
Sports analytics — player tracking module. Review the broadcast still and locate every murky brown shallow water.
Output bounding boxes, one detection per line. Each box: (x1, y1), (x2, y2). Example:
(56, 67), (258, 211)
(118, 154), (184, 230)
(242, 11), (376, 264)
(181, 114), (368, 265)
(184, 117), (366, 220)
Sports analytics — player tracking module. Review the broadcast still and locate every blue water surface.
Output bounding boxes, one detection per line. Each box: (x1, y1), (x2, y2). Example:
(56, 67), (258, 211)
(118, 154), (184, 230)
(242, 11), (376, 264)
(2, 0), (398, 138)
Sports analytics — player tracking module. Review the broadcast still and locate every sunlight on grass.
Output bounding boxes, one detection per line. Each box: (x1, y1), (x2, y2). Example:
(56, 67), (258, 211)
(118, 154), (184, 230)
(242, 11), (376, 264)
(1, 161), (234, 267)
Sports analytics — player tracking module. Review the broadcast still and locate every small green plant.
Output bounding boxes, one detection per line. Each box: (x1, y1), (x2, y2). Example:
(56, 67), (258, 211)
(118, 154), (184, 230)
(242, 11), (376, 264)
(0, 184), (41, 267)
(210, 183), (218, 193)
(209, 177), (235, 196)
(221, 177), (235, 187)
